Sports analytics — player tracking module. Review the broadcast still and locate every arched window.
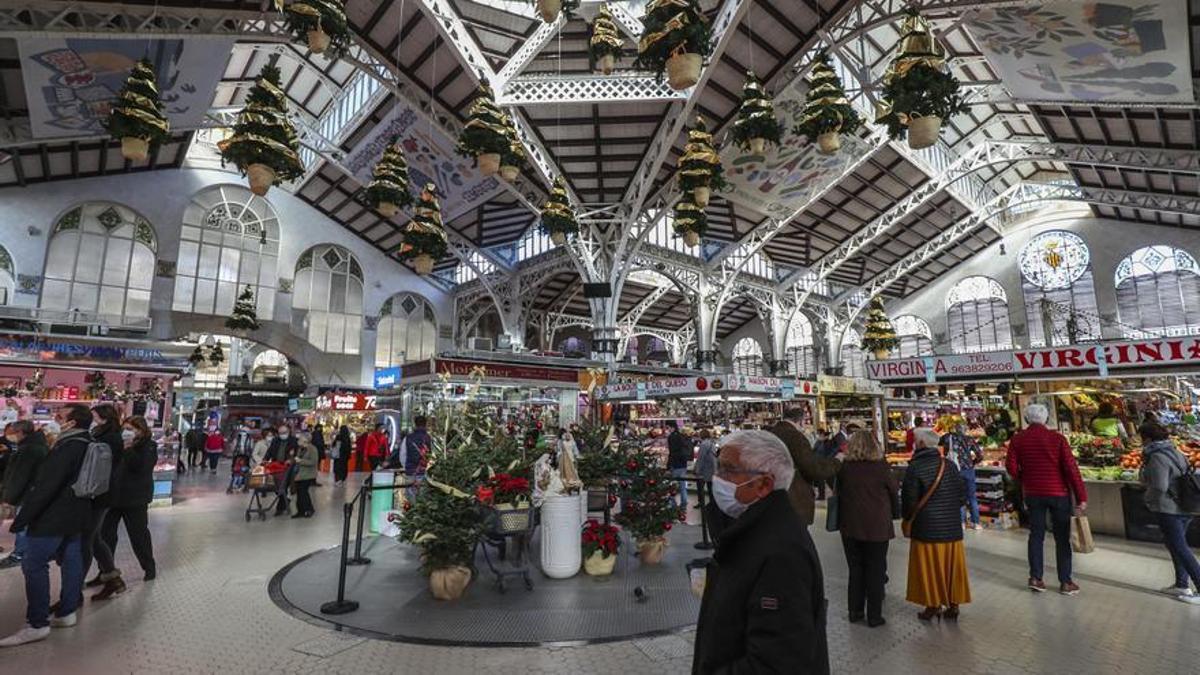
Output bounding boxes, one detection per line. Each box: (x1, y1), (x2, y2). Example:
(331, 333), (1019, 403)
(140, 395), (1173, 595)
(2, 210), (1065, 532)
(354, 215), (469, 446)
(1019, 231), (1099, 346)
(1115, 246), (1200, 338)
(250, 349), (290, 384)
(376, 293), (437, 367)
(785, 313), (818, 377)
(947, 276), (1012, 353)
(839, 328), (866, 379)
(0, 245), (14, 306)
(293, 244), (364, 354)
(732, 337), (764, 376)
(41, 203), (156, 324)
(893, 315), (933, 358)
(174, 185), (279, 319)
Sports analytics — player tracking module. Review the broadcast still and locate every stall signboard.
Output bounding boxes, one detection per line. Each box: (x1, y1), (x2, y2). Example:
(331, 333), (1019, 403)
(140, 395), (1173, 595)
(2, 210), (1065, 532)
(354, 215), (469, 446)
(316, 393), (377, 411)
(868, 337), (1200, 383)
(433, 358), (580, 384)
(596, 375), (819, 401)
(0, 333), (192, 370)
(819, 374), (883, 396)
(373, 366), (402, 389)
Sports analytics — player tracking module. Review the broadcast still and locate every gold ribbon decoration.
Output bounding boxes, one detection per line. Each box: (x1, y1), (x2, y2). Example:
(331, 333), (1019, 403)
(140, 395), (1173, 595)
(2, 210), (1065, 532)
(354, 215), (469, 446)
(590, 4), (623, 50)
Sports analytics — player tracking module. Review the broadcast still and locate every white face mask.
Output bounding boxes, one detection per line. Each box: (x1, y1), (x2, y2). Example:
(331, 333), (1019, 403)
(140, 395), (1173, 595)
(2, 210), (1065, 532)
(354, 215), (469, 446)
(278, 430), (289, 438)
(121, 429), (136, 442)
(711, 475), (762, 518)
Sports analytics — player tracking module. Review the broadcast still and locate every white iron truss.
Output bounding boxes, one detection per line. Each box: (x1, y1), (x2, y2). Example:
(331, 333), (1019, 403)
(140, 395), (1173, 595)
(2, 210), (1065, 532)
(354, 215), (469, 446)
(497, 73), (688, 105)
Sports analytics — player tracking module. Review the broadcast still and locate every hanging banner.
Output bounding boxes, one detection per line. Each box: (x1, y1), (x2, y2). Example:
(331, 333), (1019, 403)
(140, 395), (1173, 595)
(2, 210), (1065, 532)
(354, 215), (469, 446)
(596, 375), (819, 401)
(17, 37), (234, 139)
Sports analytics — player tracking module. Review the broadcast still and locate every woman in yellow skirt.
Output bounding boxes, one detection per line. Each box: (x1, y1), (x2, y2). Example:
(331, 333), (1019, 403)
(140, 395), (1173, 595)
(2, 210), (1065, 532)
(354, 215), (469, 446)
(902, 428), (971, 620)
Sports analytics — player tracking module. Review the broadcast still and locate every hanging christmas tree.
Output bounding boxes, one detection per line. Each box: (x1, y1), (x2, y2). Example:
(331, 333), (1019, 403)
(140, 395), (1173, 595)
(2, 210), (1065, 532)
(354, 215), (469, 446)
(730, 72), (785, 154)
(874, 9), (967, 150)
(676, 117), (725, 208)
(861, 296), (900, 359)
(188, 344), (207, 369)
(282, 0), (351, 57)
(673, 196), (706, 247)
(104, 59), (170, 162)
(218, 65), (305, 196)
(589, 4), (624, 75)
(208, 343), (225, 368)
(635, 0), (711, 91)
(456, 85), (510, 176)
(400, 183), (449, 275)
(539, 176), (578, 246)
(613, 441), (684, 565)
(224, 286), (261, 333)
(499, 125), (527, 182)
(365, 136), (413, 217)
(793, 52), (863, 155)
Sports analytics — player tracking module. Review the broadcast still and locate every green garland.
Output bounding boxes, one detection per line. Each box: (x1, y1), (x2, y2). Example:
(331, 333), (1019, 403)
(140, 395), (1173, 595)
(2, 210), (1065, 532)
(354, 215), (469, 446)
(634, 0), (712, 82)
(874, 10), (968, 142)
(399, 183), (449, 262)
(282, 0), (352, 59)
(217, 65), (305, 185)
(365, 136), (413, 211)
(730, 72), (785, 151)
(672, 197), (707, 239)
(861, 297), (900, 353)
(104, 59), (169, 143)
(224, 286), (261, 332)
(792, 52), (863, 140)
(539, 176), (578, 239)
(677, 117), (726, 192)
(589, 4), (624, 70)
(456, 85), (510, 158)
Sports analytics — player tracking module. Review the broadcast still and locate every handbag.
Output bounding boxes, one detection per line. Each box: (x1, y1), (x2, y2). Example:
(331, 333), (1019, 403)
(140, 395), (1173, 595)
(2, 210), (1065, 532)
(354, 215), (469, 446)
(1070, 514), (1095, 554)
(901, 459), (945, 538)
(1173, 461), (1200, 515)
(824, 477), (840, 532)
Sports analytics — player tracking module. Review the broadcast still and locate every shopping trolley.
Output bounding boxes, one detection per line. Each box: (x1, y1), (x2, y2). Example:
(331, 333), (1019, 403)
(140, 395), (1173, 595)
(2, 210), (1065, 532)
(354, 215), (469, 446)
(245, 461), (289, 521)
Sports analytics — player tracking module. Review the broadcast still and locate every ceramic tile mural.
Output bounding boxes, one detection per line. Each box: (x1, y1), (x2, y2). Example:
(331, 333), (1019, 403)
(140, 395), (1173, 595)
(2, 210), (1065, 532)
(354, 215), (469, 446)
(966, 2), (1193, 103)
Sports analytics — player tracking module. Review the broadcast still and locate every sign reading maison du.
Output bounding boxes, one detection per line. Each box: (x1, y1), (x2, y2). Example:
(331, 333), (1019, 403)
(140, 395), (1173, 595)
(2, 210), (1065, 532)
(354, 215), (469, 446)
(868, 338), (1200, 383)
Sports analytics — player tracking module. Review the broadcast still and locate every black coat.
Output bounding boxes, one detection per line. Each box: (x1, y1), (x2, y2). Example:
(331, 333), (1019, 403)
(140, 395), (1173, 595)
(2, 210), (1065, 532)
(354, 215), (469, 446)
(693, 490), (829, 675)
(901, 446), (965, 542)
(113, 438), (158, 509)
(1, 431), (49, 506)
(265, 436), (299, 463)
(667, 430), (690, 469)
(91, 423), (125, 508)
(11, 428), (92, 537)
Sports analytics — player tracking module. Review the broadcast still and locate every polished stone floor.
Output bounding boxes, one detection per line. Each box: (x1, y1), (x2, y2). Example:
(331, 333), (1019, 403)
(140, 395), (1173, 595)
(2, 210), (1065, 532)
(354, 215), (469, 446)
(1, 468), (1198, 674)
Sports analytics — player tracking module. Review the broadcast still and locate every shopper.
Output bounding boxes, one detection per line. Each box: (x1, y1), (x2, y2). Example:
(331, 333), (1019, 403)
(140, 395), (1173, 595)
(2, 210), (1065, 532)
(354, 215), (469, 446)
(0, 420), (49, 570)
(81, 404), (123, 591)
(202, 428), (224, 474)
(331, 425), (351, 486)
(312, 423), (327, 463)
(941, 423), (983, 529)
(265, 423), (298, 463)
(1091, 402), (1128, 440)
(97, 415), (158, 598)
(0, 405), (92, 647)
(837, 431), (898, 627)
(694, 428), (717, 504)
(769, 406), (841, 527)
(364, 423), (388, 471)
(903, 428), (971, 621)
(666, 421), (690, 509)
(693, 430), (828, 674)
(291, 432), (319, 518)
(405, 417), (432, 478)
(1139, 422), (1200, 604)
(184, 424), (205, 469)
(252, 428), (274, 467)
(1005, 403), (1088, 595)
(905, 418), (925, 454)
(812, 428), (836, 500)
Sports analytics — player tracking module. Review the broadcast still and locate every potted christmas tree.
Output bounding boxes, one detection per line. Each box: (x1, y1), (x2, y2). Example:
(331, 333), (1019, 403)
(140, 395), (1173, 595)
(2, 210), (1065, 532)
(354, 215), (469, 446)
(208, 343), (225, 368)
(187, 345), (207, 370)
(402, 487), (481, 601)
(400, 183), (449, 275)
(861, 296), (900, 360)
(589, 4), (624, 75)
(365, 137), (412, 218)
(730, 72), (785, 154)
(635, 0), (711, 91)
(105, 59), (170, 162)
(539, 176), (578, 246)
(282, 0), (351, 57)
(677, 117), (725, 208)
(874, 10), (967, 150)
(793, 52), (863, 155)
(456, 85), (509, 176)
(498, 127), (527, 182)
(614, 444), (684, 565)
(673, 196), (706, 247)
(224, 286), (261, 334)
(218, 65), (305, 196)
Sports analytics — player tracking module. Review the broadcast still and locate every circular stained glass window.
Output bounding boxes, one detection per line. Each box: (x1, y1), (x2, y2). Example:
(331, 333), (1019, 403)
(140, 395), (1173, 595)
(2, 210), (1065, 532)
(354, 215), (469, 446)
(1019, 231), (1089, 290)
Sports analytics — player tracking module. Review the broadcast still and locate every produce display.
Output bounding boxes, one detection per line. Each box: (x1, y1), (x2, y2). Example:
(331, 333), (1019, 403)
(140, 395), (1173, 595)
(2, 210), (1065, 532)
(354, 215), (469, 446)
(1068, 432), (1125, 467)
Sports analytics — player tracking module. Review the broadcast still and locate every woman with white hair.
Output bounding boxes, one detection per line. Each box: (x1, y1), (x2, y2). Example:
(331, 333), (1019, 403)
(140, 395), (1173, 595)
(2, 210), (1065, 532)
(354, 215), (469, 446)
(902, 427), (971, 621)
(837, 431), (898, 627)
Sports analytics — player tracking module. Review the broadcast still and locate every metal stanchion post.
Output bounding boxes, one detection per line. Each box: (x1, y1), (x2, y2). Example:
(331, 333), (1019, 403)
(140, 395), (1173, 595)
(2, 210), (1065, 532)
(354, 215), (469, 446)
(347, 480), (372, 566)
(320, 502), (360, 615)
(694, 478), (713, 550)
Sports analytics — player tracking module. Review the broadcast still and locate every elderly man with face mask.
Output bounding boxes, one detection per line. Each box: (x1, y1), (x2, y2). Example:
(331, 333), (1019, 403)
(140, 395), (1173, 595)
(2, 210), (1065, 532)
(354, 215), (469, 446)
(692, 430), (829, 675)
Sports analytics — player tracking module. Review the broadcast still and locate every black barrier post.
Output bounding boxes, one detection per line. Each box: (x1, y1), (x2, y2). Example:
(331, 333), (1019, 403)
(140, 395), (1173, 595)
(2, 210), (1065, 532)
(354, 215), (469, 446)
(320, 502), (360, 615)
(347, 479), (372, 566)
(694, 477), (713, 550)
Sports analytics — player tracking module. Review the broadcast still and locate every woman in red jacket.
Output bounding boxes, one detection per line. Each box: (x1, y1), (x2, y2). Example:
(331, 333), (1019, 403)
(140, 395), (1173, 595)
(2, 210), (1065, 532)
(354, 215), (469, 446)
(203, 429), (225, 475)
(363, 424), (388, 471)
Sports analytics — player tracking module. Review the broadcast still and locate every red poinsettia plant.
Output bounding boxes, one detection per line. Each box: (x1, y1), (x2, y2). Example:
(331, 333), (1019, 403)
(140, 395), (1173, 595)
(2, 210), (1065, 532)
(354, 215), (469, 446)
(487, 473), (531, 505)
(581, 519), (621, 559)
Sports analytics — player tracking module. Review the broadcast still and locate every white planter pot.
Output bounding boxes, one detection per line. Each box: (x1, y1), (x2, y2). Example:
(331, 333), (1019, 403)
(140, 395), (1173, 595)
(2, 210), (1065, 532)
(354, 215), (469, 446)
(550, 231), (567, 246)
(682, 230), (700, 247)
(596, 53), (615, 75)
(120, 137), (149, 162)
(499, 164), (520, 181)
(816, 132), (840, 155)
(578, 490), (588, 525)
(537, 0), (561, 23)
(247, 163), (275, 197)
(907, 116), (942, 150)
(477, 152), (501, 176)
(748, 137), (766, 154)
(307, 27), (331, 54)
(376, 201), (399, 218)
(692, 186), (710, 208)
(666, 53), (702, 91)
(413, 254), (434, 275)
(540, 495), (582, 579)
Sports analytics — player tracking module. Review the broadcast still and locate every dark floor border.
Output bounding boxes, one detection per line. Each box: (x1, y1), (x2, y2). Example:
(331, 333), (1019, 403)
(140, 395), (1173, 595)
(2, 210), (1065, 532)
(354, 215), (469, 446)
(266, 542), (699, 649)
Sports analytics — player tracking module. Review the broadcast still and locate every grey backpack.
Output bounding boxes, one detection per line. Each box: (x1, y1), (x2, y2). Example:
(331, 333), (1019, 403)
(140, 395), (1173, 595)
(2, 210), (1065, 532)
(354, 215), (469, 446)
(72, 440), (113, 498)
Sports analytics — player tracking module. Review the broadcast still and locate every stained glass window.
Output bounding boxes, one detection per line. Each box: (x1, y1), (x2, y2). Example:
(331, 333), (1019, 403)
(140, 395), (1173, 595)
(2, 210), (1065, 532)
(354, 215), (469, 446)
(293, 244), (364, 354)
(1019, 231), (1098, 347)
(1019, 231), (1089, 290)
(1115, 246), (1200, 338)
(732, 337), (764, 376)
(376, 293), (437, 367)
(946, 276), (1012, 354)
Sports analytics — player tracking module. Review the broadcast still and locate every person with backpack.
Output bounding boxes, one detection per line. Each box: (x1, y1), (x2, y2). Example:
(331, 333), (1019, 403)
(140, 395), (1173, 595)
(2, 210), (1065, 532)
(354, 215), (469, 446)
(0, 420), (49, 570)
(0, 404), (93, 647)
(1139, 422), (1200, 604)
(80, 404), (124, 596)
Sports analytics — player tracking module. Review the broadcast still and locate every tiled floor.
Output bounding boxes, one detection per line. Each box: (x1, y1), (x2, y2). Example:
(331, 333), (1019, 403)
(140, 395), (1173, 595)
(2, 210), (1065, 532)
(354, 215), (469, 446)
(1, 470), (1199, 674)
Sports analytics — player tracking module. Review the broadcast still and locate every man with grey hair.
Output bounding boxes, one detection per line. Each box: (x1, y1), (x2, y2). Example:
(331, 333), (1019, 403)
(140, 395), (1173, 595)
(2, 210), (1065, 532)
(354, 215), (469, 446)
(692, 430), (829, 674)
(1006, 403), (1088, 595)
